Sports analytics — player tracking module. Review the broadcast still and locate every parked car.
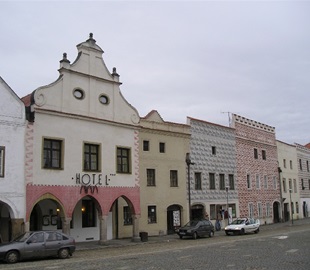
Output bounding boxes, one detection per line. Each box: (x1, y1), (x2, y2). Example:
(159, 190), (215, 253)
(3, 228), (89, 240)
(0, 231), (76, 264)
(225, 217), (260, 236)
(176, 219), (215, 239)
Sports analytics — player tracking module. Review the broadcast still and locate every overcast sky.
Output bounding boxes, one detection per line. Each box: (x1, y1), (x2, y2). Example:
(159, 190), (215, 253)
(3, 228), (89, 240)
(1, 0), (309, 145)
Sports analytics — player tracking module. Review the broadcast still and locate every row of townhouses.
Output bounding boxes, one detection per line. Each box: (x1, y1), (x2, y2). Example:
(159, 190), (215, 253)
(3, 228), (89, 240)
(1, 34), (310, 243)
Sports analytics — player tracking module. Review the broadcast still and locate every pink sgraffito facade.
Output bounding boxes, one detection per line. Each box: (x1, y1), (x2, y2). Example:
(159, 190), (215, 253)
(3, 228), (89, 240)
(232, 114), (281, 224)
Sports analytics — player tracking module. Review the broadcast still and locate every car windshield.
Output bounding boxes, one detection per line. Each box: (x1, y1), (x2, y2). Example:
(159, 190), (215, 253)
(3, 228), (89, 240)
(14, 232), (33, 242)
(231, 219), (245, 225)
(185, 220), (199, 227)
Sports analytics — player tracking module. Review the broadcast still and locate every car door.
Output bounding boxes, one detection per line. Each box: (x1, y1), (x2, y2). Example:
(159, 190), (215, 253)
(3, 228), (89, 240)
(45, 232), (63, 257)
(23, 232), (45, 259)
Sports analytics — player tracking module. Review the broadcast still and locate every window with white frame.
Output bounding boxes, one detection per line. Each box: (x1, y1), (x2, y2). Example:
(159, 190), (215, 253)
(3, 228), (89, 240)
(273, 176), (277, 189)
(258, 202), (262, 218)
(266, 202), (271, 217)
(0, 146), (4, 177)
(264, 175), (268, 189)
(256, 175), (260, 189)
(248, 203), (254, 218)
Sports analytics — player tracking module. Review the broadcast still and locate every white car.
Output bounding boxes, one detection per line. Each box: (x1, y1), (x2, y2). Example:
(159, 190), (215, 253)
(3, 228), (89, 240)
(225, 217), (260, 236)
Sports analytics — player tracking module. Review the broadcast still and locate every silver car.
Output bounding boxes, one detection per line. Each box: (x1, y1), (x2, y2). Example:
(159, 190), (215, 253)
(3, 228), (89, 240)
(0, 231), (76, 264)
(225, 217), (260, 235)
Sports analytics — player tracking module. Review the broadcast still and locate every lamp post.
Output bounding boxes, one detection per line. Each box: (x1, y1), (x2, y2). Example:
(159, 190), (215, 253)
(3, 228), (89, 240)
(225, 186), (229, 225)
(289, 189), (293, 225)
(186, 153), (195, 221)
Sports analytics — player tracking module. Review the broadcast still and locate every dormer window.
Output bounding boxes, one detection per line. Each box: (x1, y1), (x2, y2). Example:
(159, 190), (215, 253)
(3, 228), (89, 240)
(73, 89), (85, 100)
(99, 94), (109, 105)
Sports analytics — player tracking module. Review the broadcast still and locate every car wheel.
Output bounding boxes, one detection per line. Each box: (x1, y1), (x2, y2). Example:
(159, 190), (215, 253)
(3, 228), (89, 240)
(193, 232), (198, 240)
(58, 248), (69, 259)
(179, 235), (183, 239)
(225, 231), (229, 236)
(209, 231), (214, 238)
(254, 228), (260, 234)
(240, 229), (245, 235)
(5, 251), (19, 264)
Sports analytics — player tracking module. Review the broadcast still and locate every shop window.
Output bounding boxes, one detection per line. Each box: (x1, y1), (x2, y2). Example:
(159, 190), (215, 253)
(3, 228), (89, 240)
(82, 200), (96, 228)
(148, 206), (157, 223)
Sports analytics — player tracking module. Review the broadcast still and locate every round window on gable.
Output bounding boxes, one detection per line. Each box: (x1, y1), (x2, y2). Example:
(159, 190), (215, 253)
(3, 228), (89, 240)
(99, 94), (109, 105)
(73, 89), (85, 100)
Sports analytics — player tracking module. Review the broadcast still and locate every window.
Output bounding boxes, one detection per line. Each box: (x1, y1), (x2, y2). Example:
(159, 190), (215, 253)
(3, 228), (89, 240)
(293, 179), (297, 193)
(82, 200), (96, 227)
(301, 179), (305, 190)
(262, 150), (266, 160)
(273, 176), (277, 189)
(264, 175), (268, 189)
(212, 146), (216, 155)
(248, 203), (254, 218)
(254, 148), (258, 159)
(143, 140), (149, 151)
(291, 202), (294, 214)
(283, 159), (286, 168)
(99, 94), (109, 105)
(210, 205), (216, 220)
(0, 146), (4, 177)
(256, 175), (260, 189)
(296, 202), (299, 214)
(148, 206), (157, 223)
(289, 179), (292, 191)
(290, 160), (293, 169)
(219, 174), (225, 190)
(123, 206), (132, 225)
(43, 139), (62, 169)
(283, 178), (287, 192)
(299, 159), (302, 170)
(159, 142), (165, 153)
(258, 202), (262, 218)
(195, 172), (202, 190)
(266, 202), (271, 217)
(307, 161), (309, 172)
(84, 143), (100, 171)
(247, 174), (251, 189)
(309, 179), (310, 190)
(209, 173), (215, 190)
(170, 170), (178, 187)
(73, 88), (84, 100)
(229, 174), (235, 190)
(147, 169), (156, 186)
(117, 147), (130, 173)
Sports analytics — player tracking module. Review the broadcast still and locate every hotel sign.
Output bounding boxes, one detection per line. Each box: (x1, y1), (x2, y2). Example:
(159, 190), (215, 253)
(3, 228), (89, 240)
(73, 173), (115, 194)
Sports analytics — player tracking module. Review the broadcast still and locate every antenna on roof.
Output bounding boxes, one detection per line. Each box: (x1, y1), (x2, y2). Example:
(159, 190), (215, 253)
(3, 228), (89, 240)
(221, 112), (232, 127)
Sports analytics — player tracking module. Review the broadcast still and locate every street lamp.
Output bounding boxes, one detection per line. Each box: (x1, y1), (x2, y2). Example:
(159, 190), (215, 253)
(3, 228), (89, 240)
(186, 153), (195, 221)
(225, 186), (229, 225)
(289, 189), (293, 225)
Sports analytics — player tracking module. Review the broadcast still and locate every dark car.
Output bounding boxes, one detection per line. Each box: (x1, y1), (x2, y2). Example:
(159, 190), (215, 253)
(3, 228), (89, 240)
(176, 219), (215, 239)
(0, 231), (76, 264)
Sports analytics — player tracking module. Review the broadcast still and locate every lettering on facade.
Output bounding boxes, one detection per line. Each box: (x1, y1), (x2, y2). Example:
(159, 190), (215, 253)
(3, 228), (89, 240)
(72, 173), (116, 194)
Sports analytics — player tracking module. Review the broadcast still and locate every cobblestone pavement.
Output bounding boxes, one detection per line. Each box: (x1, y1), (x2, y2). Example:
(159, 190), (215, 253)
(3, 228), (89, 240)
(76, 217), (310, 251)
